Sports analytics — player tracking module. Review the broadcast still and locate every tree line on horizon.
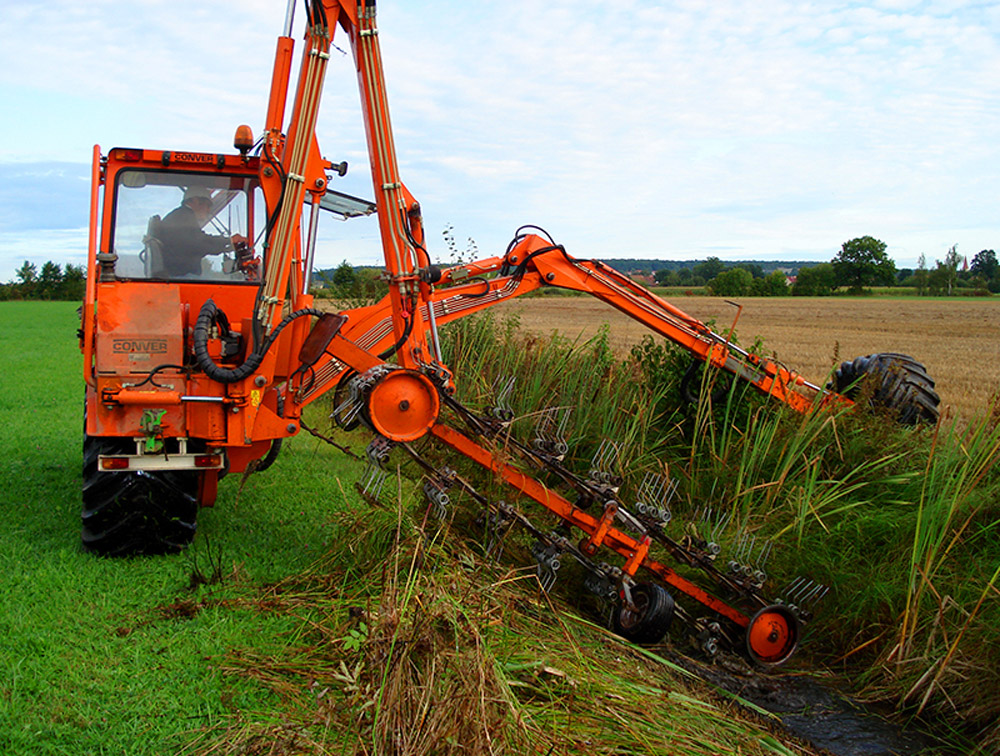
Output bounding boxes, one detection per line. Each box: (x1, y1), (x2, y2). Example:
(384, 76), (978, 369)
(1, 261), (86, 301)
(651, 237), (1000, 297)
(6, 240), (998, 303)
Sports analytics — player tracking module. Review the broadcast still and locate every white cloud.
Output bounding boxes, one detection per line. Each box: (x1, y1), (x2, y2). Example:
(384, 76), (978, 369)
(0, 0), (998, 277)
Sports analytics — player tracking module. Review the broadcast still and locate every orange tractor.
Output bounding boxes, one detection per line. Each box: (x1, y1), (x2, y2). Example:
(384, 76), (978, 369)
(81, 0), (938, 665)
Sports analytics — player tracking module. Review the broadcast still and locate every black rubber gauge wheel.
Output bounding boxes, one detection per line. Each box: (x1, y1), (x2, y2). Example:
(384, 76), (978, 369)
(613, 583), (676, 645)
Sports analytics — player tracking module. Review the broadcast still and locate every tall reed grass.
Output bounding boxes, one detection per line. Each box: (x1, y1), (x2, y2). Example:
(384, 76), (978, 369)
(438, 312), (1000, 750)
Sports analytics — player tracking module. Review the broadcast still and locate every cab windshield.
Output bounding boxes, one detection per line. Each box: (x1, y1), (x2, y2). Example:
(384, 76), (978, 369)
(111, 169), (265, 283)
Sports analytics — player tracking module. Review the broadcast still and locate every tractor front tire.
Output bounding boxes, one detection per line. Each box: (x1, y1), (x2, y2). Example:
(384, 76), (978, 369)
(828, 352), (940, 426)
(81, 434), (199, 557)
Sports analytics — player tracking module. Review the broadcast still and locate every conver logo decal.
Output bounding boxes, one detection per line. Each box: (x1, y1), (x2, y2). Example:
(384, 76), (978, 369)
(112, 339), (168, 353)
(173, 152), (216, 163)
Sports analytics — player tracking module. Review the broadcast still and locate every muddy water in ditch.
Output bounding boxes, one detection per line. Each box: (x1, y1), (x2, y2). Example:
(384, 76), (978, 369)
(672, 654), (945, 756)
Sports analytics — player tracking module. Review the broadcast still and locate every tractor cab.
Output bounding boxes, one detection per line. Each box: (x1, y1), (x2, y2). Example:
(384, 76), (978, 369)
(104, 156), (265, 284)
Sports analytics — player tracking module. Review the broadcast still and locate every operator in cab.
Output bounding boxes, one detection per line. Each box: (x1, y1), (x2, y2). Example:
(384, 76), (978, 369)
(158, 186), (244, 277)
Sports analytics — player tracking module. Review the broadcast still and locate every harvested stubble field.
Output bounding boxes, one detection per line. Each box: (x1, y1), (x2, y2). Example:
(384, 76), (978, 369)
(503, 295), (1000, 422)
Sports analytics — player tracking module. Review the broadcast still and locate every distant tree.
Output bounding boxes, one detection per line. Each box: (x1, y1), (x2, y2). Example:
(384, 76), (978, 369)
(693, 257), (725, 281)
(654, 268), (677, 286)
(970, 249), (998, 280)
(14, 261), (38, 298)
(940, 245), (961, 296)
(707, 267), (752, 296)
(37, 261), (63, 300)
(912, 252), (929, 296)
(331, 260), (356, 288)
(832, 236), (896, 293)
(59, 264), (86, 300)
(737, 263), (765, 279)
(927, 263), (950, 296)
(791, 263), (836, 296)
(751, 270), (789, 296)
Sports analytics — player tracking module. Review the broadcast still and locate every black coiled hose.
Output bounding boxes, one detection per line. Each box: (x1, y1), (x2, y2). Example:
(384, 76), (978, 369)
(193, 299), (323, 384)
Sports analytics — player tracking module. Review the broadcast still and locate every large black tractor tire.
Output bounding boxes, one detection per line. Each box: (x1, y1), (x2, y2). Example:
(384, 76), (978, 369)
(81, 434), (199, 557)
(828, 352), (940, 426)
(613, 583), (675, 645)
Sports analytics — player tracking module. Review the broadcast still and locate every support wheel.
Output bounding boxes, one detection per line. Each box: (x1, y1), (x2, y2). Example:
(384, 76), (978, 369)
(828, 352), (940, 425)
(613, 583), (675, 645)
(81, 434), (198, 557)
(746, 604), (799, 665)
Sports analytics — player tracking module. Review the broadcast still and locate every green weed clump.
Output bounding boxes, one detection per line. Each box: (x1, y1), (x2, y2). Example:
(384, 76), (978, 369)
(437, 311), (1000, 750)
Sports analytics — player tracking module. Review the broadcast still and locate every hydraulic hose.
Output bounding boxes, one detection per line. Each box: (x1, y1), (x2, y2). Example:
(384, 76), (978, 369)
(193, 299), (322, 384)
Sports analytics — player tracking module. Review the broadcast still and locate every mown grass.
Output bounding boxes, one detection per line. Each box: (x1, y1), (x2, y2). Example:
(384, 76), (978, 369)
(1, 302), (820, 756)
(0, 302), (368, 754)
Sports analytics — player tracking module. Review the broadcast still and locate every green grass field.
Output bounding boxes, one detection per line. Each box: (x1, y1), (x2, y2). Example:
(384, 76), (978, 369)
(0, 302), (368, 754)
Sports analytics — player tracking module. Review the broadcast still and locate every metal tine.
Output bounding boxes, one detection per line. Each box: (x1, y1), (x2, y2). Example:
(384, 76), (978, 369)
(755, 540), (773, 569)
(422, 479), (451, 521)
(777, 575), (808, 603)
(801, 582), (829, 605)
(789, 578), (816, 603)
(590, 439), (623, 487)
(530, 539), (562, 593)
(489, 374), (516, 422)
(532, 406), (572, 458)
(710, 510), (732, 543)
(664, 476), (679, 508)
(483, 511), (513, 561)
(696, 506), (726, 534)
(592, 439), (620, 471)
(636, 472), (675, 525)
(356, 462), (389, 507)
(333, 392), (363, 425)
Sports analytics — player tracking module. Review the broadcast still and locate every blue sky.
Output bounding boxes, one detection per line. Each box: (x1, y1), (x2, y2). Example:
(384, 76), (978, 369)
(1, 0), (998, 279)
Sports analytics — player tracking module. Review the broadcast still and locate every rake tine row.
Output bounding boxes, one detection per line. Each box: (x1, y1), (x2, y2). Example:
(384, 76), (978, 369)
(531, 539), (563, 593)
(532, 406), (571, 459)
(635, 472), (676, 526)
(489, 375), (516, 423)
(588, 439), (623, 488)
(422, 480), (451, 521)
(726, 531), (772, 589)
(776, 576), (830, 620)
(355, 462), (389, 508)
(365, 436), (394, 468)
